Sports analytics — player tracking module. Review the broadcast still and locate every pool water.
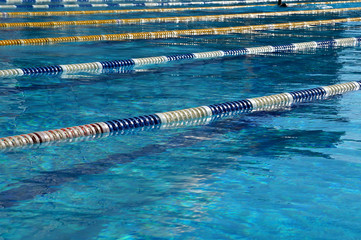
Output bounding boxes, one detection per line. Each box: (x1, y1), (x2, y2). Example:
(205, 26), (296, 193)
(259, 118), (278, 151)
(1, 0), (361, 239)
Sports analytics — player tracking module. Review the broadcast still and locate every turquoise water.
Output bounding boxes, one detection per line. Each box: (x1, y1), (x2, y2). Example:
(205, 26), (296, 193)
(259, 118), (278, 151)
(1, 1), (361, 239)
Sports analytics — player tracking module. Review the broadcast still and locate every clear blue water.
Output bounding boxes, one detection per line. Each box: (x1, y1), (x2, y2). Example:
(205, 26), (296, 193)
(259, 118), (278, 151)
(1, 1), (361, 239)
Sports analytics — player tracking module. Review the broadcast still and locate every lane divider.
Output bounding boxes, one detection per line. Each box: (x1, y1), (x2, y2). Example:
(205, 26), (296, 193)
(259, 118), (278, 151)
(1, 17), (361, 47)
(1, 81), (360, 149)
(2, 7), (361, 28)
(0, 1), (287, 9)
(1, 0), (361, 14)
(0, 37), (359, 77)
(0, 5), (275, 17)
(0, 0), (305, 4)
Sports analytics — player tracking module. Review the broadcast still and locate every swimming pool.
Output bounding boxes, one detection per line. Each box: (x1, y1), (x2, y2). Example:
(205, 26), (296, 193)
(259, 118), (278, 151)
(1, 0), (361, 239)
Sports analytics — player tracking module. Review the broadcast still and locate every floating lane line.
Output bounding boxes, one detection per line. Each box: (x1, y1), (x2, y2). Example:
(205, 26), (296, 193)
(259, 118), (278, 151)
(1, 17), (361, 46)
(1, 0), (360, 15)
(0, 16), (359, 45)
(0, 37), (360, 77)
(2, 0), (361, 17)
(1, 81), (360, 149)
(2, 7), (361, 28)
(0, 2), (281, 9)
(0, 0), (306, 4)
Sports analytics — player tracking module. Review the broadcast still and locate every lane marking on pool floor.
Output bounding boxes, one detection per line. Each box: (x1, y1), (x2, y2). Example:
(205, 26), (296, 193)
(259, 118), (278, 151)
(0, 37), (360, 77)
(1, 7), (361, 28)
(1, 0), (361, 17)
(0, 80), (360, 150)
(1, 17), (361, 46)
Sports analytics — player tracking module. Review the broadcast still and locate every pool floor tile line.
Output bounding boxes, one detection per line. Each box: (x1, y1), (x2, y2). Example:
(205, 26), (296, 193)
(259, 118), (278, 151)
(0, 37), (360, 77)
(1, 81), (360, 150)
(2, 7), (361, 28)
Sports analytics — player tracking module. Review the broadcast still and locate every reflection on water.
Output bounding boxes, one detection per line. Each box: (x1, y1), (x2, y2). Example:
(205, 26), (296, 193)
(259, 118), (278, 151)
(0, 108), (345, 208)
(0, 111), (349, 239)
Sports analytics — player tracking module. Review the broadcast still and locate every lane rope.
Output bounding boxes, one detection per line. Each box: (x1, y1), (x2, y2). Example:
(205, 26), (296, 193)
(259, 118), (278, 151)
(0, 37), (360, 77)
(2, 7), (361, 28)
(1, 80), (360, 149)
(0, 0), (305, 4)
(1, 0), (361, 14)
(1, 17), (361, 46)
(0, 1), (293, 9)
